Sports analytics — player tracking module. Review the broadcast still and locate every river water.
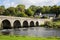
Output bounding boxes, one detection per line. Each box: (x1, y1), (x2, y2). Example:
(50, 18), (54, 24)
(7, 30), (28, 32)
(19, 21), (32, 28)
(0, 27), (60, 37)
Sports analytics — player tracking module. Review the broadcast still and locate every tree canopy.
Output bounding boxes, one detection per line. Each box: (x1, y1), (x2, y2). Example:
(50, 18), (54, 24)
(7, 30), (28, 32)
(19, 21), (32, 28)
(0, 4), (60, 17)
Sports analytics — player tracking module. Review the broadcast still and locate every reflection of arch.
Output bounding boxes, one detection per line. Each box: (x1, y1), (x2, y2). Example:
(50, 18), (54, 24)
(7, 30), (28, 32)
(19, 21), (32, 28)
(23, 21), (28, 27)
(13, 20), (21, 28)
(1, 19), (11, 29)
(36, 21), (39, 26)
(30, 21), (34, 27)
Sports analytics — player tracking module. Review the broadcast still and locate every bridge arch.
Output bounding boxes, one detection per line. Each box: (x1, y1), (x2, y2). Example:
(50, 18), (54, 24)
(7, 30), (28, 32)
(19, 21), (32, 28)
(30, 21), (34, 27)
(13, 20), (21, 28)
(1, 19), (11, 29)
(23, 21), (28, 28)
(36, 21), (39, 26)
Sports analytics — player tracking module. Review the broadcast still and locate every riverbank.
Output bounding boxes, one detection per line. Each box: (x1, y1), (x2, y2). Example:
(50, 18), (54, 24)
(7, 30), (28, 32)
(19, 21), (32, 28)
(41, 19), (60, 28)
(0, 35), (60, 40)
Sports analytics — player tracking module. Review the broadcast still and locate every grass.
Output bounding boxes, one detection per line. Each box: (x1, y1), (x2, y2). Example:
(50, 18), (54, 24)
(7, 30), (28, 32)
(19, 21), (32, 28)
(53, 20), (60, 25)
(43, 20), (60, 28)
(0, 35), (60, 40)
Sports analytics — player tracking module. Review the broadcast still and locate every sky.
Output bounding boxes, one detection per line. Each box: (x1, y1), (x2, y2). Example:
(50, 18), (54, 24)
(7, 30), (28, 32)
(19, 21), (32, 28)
(0, 0), (60, 8)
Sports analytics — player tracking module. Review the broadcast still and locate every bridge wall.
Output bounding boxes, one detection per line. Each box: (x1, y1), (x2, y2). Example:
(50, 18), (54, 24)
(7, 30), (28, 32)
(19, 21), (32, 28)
(0, 16), (52, 29)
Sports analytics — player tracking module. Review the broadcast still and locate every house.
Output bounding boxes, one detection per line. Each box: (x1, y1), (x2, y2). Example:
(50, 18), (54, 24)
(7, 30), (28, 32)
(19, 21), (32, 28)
(34, 9), (56, 19)
(34, 12), (56, 19)
(40, 13), (56, 19)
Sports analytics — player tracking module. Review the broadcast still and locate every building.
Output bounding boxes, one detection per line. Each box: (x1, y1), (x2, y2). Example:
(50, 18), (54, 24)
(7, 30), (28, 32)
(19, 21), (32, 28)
(40, 13), (56, 19)
(34, 12), (56, 19)
(34, 9), (56, 19)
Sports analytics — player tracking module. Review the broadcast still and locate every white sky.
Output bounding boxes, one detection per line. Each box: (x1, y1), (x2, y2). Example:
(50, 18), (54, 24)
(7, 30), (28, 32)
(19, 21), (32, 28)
(0, 0), (60, 8)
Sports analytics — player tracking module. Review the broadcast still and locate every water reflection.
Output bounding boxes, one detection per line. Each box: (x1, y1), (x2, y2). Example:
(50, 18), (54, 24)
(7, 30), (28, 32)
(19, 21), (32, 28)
(1, 27), (60, 37)
(14, 28), (20, 35)
(1, 29), (11, 35)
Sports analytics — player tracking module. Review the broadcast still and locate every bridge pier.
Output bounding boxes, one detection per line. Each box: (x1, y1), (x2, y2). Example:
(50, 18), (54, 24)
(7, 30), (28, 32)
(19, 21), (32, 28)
(11, 22), (14, 28)
(20, 20), (23, 28)
(0, 20), (2, 29)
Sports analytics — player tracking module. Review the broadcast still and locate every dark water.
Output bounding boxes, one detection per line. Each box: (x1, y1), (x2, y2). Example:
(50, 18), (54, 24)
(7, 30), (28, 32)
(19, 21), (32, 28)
(1, 27), (60, 37)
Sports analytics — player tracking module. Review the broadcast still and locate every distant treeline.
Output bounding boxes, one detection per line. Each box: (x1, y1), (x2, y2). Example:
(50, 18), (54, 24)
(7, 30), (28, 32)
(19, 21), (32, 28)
(0, 4), (60, 17)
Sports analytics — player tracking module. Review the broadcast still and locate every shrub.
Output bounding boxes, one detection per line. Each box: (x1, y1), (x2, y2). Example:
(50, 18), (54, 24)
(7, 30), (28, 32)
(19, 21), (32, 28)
(44, 21), (53, 28)
(44, 21), (60, 28)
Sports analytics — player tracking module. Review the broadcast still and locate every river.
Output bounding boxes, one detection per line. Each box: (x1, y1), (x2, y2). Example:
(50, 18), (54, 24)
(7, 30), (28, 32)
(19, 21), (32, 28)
(0, 27), (60, 37)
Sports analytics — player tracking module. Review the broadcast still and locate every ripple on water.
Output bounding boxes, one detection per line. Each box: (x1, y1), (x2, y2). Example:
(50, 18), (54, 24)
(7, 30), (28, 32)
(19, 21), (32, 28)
(1, 27), (60, 37)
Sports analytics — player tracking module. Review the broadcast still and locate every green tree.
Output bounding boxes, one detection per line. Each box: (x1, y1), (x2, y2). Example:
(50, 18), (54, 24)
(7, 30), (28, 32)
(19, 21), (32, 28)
(29, 5), (38, 12)
(40, 7), (45, 13)
(16, 11), (28, 17)
(44, 6), (51, 13)
(0, 6), (5, 15)
(40, 6), (51, 14)
(4, 7), (16, 16)
(58, 6), (60, 14)
(16, 4), (25, 12)
(25, 9), (34, 16)
(50, 5), (59, 17)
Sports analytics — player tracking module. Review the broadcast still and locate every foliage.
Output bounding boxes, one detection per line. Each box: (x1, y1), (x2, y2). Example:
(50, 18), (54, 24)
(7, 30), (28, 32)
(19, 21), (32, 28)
(44, 20), (60, 28)
(44, 21), (53, 28)
(0, 4), (60, 17)
(0, 6), (5, 15)
(16, 12), (28, 17)
(4, 7), (16, 16)
(25, 9), (34, 16)
(16, 4), (25, 12)
(53, 20), (60, 28)
(29, 5), (38, 12)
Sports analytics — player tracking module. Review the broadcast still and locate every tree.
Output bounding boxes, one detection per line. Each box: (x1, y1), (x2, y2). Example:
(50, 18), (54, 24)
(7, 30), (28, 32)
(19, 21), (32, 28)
(0, 6), (5, 15)
(40, 7), (45, 13)
(58, 6), (60, 14)
(43, 6), (51, 13)
(50, 5), (59, 17)
(4, 7), (16, 16)
(40, 6), (51, 14)
(29, 5), (38, 12)
(25, 9), (34, 16)
(16, 11), (28, 17)
(0, 4), (60, 17)
(16, 4), (25, 12)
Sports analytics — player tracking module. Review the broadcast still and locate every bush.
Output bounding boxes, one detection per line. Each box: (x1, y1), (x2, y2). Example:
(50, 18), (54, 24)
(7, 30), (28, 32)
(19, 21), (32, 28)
(15, 12), (28, 17)
(44, 21), (60, 28)
(44, 21), (53, 28)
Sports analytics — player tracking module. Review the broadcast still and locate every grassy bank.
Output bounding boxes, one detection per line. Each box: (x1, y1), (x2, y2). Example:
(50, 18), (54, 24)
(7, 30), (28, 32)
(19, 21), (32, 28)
(42, 20), (60, 28)
(0, 35), (60, 40)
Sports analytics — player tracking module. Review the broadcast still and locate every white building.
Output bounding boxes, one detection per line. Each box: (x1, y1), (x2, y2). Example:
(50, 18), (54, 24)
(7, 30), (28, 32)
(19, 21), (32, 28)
(34, 12), (56, 19)
(40, 13), (56, 19)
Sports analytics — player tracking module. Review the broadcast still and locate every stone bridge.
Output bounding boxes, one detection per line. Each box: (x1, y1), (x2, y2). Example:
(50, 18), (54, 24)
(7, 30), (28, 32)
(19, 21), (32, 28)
(0, 16), (51, 29)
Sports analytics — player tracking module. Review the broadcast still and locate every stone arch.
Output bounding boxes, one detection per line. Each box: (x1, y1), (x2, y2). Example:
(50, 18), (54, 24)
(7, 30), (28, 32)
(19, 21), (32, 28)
(13, 20), (21, 28)
(30, 21), (34, 27)
(23, 21), (28, 28)
(1, 19), (11, 29)
(36, 21), (39, 26)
